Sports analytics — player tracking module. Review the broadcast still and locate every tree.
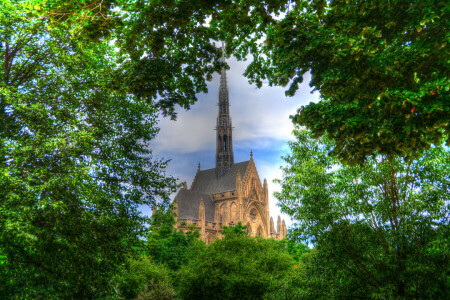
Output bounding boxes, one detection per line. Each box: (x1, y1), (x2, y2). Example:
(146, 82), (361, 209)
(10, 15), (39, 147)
(118, 206), (203, 299)
(146, 205), (203, 271)
(177, 229), (295, 300)
(275, 127), (450, 298)
(0, 1), (185, 297)
(222, 221), (248, 237)
(26, 1), (450, 161)
(113, 0), (226, 118)
(277, 237), (311, 264)
(213, 0), (449, 163)
(118, 255), (176, 300)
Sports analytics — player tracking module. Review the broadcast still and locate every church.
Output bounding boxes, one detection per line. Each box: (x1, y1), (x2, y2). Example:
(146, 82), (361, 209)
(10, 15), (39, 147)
(170, 52), (287, 243)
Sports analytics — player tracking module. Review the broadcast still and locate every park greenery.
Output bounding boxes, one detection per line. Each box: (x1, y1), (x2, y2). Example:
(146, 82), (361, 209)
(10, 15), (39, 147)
(1, 0), (448, 299)
(275, 128), (449, 298)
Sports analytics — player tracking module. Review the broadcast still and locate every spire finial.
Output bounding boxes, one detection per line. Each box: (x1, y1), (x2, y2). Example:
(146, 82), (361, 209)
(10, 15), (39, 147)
(215, 42), (233, 178)
(250, 149), (253, 159)
(198, 162), (201, 171)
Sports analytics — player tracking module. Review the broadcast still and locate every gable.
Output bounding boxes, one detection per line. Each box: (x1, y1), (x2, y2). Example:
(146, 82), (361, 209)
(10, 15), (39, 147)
(241, 159), (264, 198)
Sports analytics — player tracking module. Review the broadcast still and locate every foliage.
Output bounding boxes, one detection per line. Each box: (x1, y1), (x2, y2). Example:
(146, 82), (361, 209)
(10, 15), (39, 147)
(265, 247), (373, 300)
(26, 1), (234, 119)
(118, 255), (174, 300)
(113, 0), (227, 118)
(135, 280), (177, 300)
(222, 221), (248, 237)
(15, 1), (449, 162)
(146, 205), (203, 271)
(177, 233), (295, 300)
(275, 127), (450, 298)
(213, 0), (450, 163)
(3, 0), (448, 298)
(263, 239), (311, 299)
(119, 206), (202, 299)
(278, 238), (311, 264)
(262, 267), (305, 300)
(0, 1), (179, 298)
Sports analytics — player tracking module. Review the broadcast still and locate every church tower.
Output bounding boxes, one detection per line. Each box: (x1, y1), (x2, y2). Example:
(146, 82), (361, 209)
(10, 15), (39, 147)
(172, 43), (287, 242)
(215, 44), (234, 178)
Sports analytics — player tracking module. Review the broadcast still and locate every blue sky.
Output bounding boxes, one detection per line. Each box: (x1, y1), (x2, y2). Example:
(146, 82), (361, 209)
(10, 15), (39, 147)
(143, 56), (320, 228)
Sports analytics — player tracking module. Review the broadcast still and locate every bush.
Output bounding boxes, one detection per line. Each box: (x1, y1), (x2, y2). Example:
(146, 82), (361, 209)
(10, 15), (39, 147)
(119, 256), (173, 299)
(177, 233), (295, 300)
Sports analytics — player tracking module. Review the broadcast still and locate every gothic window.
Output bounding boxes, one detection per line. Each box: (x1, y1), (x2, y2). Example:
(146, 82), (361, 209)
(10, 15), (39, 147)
(250, 208), (257, 221)
(223, 135), (227, 151)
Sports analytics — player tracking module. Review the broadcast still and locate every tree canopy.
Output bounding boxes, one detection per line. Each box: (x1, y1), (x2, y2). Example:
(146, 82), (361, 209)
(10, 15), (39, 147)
(146, 205), (202, 271)
(0, 0), (242, 297)
(9, 1), (448, 162)
(213, 0), (450, 163)
(0, 1), (181, 297)
(275, 127), (450, 298)
(177, 231), (295, 300)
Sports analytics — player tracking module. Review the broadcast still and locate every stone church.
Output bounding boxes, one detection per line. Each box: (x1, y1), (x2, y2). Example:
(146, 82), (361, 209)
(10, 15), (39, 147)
(169, 52), (287, 243)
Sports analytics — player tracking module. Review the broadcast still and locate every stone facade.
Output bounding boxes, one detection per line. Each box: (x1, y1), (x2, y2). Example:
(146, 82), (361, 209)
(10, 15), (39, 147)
(167, 45), (286, 242)
(173, 154), (287, 243)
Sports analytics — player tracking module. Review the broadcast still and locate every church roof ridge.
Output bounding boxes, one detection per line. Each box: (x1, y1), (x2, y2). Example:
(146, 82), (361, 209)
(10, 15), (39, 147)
(196, 160), (250, 173)
(174, 189), (215, 222)
(191, 160), (250, 195)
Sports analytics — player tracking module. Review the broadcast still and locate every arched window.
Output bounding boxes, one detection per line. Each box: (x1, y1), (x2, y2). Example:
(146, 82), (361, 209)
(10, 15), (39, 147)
(223, 135), (227, 151)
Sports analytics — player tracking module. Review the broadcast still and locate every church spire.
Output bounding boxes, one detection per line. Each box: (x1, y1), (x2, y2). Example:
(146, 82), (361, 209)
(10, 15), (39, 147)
(216, 43), (234, 178)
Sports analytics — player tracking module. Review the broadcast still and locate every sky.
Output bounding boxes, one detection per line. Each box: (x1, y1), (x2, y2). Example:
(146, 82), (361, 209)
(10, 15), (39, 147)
(142, 56), (320, 229)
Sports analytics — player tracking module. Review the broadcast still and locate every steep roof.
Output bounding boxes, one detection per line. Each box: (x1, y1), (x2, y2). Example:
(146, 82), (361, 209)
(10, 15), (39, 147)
(191, 161), (250, 194)
(175, 189), (215, 222)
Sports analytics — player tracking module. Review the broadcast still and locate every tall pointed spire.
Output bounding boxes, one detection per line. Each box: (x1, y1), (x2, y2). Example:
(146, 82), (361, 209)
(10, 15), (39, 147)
(216, 42), (234, 178)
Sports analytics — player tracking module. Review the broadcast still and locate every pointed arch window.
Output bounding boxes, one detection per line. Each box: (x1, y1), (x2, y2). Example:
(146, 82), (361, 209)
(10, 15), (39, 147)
(250, 208), (257, 221)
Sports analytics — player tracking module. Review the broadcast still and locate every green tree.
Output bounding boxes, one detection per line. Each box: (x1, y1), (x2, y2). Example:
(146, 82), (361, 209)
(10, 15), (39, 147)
(1, 0), (268, 297)
(177, 230), (295, 300)
(222, 221), (248, 237)
(211, 0), (449, 163)
(278, 238), (311, 264)
(118, 255), (176, 300)
(146, 205), (203, 271)
(0, 1), (208, 297)
(28, 1), (450, 161)
(275, 127), (450, 298)
(30, 0), (229, 119)
(118, 206), (203, 299)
